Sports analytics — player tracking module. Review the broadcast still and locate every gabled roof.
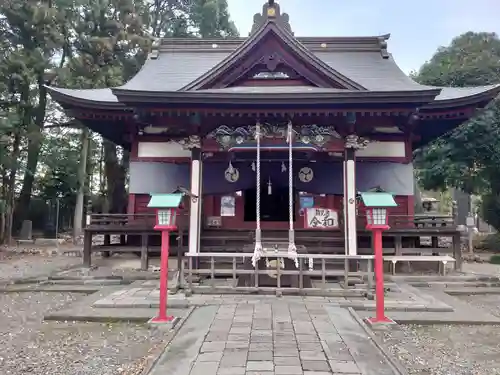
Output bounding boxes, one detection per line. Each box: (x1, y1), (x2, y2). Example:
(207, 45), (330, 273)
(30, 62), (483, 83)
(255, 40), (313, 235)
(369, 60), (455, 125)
(179, 20), (366, 91)
(46, 1), (500, 113)
(47, 37), (500, 108)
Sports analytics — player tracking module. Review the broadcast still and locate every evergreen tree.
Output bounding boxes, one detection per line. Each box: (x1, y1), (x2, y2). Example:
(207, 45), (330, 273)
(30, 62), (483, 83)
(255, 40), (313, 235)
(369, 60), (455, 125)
(0, 0), (239, 242)
(413, 32), (500, 228)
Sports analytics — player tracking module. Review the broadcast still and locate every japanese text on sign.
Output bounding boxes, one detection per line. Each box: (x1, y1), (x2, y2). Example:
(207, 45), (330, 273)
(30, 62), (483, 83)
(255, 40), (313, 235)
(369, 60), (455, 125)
(305, 208), (339, 229)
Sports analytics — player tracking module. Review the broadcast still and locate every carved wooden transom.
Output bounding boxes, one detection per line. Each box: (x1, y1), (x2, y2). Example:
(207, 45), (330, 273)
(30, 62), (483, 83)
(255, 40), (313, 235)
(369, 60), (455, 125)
(242, 52), (300, 81)
(253, 71), (290, 79)
(207, 123), (341, 150)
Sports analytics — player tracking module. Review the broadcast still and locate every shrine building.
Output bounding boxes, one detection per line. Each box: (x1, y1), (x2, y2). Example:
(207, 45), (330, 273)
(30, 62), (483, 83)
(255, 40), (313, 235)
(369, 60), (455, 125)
(48, 1), (500, 260)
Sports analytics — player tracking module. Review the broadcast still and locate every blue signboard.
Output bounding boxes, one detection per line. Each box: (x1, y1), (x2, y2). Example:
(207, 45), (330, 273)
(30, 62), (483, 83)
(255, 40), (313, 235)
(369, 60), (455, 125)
(300, 196), (314, 208)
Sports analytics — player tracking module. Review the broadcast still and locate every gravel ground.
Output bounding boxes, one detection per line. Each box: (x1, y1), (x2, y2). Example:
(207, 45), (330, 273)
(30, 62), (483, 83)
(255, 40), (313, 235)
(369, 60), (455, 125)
(378, 324), (500, 374)
(0, 292), (168, 375)
(0, 253), (81, 283)
(56, 254), (164, 279)
(459, 294), (500, 317)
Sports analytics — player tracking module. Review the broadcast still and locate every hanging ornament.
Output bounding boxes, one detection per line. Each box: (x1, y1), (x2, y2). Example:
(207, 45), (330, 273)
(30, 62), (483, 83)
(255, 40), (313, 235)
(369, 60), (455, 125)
(268, 177), (272, 195)
(281, 162), (287, 173)
(251, 161), (256, 172)
(298, 167), (314, 183)
(224, 161), (239, 183)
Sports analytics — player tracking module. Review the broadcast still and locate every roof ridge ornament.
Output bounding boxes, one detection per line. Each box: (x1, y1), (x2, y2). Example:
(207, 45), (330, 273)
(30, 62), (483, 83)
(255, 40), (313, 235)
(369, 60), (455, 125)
(378, 35), (390, 59)
(250, 1), (293, 35)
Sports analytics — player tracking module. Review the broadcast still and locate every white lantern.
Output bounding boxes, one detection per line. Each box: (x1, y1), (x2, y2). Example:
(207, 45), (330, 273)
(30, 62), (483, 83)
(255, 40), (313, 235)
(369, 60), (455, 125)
(157, 208), (177, 228)
(147, 193), (184, 231)
(365, 207), (389, 228)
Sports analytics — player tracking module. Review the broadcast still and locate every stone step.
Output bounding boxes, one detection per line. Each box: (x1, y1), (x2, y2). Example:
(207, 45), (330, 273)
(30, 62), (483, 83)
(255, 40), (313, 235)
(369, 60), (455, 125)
(49, 275), (123, 281)
(0, 284), (100, 293)
(446, 287), (500, 295)
(397, 275), (500, 282)
(48, 279), (127, 286)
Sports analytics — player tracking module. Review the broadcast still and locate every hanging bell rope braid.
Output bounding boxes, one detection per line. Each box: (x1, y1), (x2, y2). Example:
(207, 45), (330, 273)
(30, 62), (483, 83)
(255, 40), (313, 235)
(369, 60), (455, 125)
(252, 121), (263, 268)
(287, 121), (298, 268)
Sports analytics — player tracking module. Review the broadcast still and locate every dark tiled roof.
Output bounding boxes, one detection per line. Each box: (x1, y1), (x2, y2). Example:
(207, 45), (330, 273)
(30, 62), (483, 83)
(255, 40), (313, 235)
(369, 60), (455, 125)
(121, 50), (231, 92)
(434, 85), (500, 101)
(314, 52), (427, 91)
(47, 35), (500, 106)
(48, 87), (119, 103)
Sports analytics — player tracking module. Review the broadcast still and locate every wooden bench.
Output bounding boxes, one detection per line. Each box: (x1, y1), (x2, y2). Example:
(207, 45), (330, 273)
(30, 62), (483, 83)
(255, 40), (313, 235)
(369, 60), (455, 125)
(384, 255), (455, 276)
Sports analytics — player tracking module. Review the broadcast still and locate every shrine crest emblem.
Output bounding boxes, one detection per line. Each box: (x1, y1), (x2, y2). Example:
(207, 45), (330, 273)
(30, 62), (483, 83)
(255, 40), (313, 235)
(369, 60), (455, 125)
(225, 167), (240, 183)
(298, 167), (314, 183)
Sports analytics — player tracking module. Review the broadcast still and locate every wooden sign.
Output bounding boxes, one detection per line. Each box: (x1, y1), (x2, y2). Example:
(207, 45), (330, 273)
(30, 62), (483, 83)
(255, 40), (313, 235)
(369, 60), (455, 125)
(206, 216), (222, 228)
(304, 208), (339, 229)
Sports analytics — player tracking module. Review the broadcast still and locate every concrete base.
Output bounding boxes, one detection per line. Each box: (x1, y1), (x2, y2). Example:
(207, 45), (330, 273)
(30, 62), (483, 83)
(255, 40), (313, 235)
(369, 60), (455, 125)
(364, 316), (398, 331)
(148, 316), (180, 330)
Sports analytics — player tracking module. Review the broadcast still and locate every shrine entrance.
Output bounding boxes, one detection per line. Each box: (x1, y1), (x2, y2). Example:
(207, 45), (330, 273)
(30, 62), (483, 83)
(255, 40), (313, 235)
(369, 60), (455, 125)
(243, 187), (296, 222)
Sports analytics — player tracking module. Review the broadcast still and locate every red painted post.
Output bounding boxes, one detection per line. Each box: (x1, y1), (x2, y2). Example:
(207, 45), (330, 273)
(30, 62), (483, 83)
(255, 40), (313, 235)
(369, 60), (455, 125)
(367, 228), (392, 324)
(151, 230), (174, 322)
(373, 229), (385, 321)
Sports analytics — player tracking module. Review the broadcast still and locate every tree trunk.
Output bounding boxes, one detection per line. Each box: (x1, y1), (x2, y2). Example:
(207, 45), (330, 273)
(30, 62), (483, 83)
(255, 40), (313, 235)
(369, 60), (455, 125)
(5, 131), (22, 244)
(103, 140), (119, 213)
(102, 140), (129, 217)
(15, 79), (48, 227)
(413, 177), (423, 214)
(98, 140), (105, 196)
(73, 127), (90, 243)
(119, 149), (129, 213)
(85, 133), (93, 217)
(0, 171), (7, 244)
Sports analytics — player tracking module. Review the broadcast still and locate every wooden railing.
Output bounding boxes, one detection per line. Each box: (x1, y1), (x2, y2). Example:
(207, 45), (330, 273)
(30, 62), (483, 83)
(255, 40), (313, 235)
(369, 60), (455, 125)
(89, 213), (155, 226)
(304, 212), (456, 231)
(355, 214), (456, 230)
(182, 252), (375, 294)
(88, 212), (189, 228)
(87, 212), (457, 231)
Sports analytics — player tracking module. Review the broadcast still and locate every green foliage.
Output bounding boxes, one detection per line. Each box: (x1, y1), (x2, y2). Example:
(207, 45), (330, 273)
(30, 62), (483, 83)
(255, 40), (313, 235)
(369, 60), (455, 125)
(490, 254), (500, 264)
(416, 32), (500, 87)
(479, 192), (500, 230)
(414, 32), (500, 199)
(414, 100), (500, 194)
(0, 0), (239, 239)
(189, 0), (238, 38)
(472, 233), (500, 253)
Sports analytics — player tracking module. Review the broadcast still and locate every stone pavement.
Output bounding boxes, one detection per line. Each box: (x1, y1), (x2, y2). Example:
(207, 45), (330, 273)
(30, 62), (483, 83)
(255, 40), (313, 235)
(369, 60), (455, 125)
(93, 280), (454, 312)
(357, 286), (500, 325)
(150, 303), (400, 375)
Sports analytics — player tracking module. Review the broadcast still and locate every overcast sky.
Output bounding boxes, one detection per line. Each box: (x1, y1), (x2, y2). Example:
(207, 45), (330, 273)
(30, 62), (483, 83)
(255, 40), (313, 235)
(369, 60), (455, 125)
(227, 0), (500, 74)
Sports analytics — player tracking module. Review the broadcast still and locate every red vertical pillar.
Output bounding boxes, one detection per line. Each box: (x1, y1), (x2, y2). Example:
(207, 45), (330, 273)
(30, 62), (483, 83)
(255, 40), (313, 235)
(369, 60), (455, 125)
(152, 230), (174, 322)
(374, 229), (385, 320)
(368, 229), (393, 324)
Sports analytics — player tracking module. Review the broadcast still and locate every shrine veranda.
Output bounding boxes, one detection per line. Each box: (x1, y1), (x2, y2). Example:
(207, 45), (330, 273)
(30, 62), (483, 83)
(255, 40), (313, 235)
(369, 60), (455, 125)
(49, 1), (500, 273)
